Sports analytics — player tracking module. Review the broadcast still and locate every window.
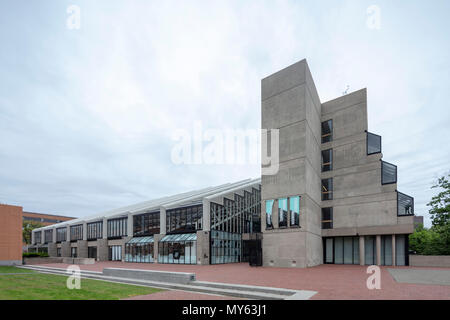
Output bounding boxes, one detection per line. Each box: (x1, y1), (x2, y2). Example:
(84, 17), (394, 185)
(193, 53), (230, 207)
(158, 233), (197, 264)
(325, 237), (359, 265)
(321, 208), (333, 229)
(87, 221), (103, 240)
(322, 178), (333, 200)
(166, 205), (202, 234)
(321, 149), (333, 172)
(367, 132), (381, 155)
(277, 198), (288, 228)
(109, 245), (122, 261)
(397, 192), (414, 216)
(265, 200), (274, 229)
(44, 230), (53, 243)
(364, 236), (376, 265)
(56, 228), (67, 242)
(88, 247), (97, 259)
(133, 212), (160, 236)
(289, 196), (300, 227)
(381, 161), (397, 185)
(380, 235), (393, 266)
(210, 231), (241, 264)
(70, 225), (83, 241)
(34, 231), (42, 244)
(321, 120), (333, 143)
(108, 217), (127, 239)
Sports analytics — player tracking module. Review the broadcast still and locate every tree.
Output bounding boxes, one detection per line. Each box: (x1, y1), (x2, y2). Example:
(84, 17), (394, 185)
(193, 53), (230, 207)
(23, 221), (44, 244)
(409, 174), (450, 255)
(427, 174), (450, 228)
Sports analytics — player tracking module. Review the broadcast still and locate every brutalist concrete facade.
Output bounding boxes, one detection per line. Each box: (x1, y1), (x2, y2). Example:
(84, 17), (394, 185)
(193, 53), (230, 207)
(261, 59), (414, 267)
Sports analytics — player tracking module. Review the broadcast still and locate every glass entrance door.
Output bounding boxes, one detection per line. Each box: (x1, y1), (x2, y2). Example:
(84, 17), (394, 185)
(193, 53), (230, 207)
(325, 238), (334, 263)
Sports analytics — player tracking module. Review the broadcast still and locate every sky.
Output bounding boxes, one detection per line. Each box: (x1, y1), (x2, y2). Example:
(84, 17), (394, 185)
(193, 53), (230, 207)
(0, 0), (449, 227)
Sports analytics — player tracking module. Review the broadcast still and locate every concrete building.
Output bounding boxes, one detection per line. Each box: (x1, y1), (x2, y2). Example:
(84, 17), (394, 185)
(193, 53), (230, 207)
(0, 204), (23, 265)
(30, 179), (261, 264)
(261, 59), (414, 267)
(31, 59), (415, 267)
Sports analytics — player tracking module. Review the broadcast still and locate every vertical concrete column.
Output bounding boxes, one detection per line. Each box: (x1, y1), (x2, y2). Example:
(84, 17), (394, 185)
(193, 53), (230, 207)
(202, 199), (210, 231)
(359, 236), (365, 265)
(102, 217), (107, 239)
(52, 227), (57, 243)
(41, 230), (44, 245)
(160, 207), (166, 235)
(153, 234), (164, 263)
(392, 234), (396, 266)
(66, 225), (71, 242)
(376, 235), (381, 266)
(127, 213), (133, 237)
(77, 240), (88, 258)
(82, 222), (87, 241)
(31, 231), (35, 245)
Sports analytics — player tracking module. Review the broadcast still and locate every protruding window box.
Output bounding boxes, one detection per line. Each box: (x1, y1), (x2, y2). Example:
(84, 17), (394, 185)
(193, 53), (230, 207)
(397, 191), (414, 216)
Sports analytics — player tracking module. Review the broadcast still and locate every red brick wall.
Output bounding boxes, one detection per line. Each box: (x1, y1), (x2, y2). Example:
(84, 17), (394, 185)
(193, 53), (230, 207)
(0, 204), (23, 262)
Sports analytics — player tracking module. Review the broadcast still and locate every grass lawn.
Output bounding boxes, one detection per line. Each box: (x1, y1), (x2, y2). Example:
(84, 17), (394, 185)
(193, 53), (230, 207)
(0, 266), (162, 300)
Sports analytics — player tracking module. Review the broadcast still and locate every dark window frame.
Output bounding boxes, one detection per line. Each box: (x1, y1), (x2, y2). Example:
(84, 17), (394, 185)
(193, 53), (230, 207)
(321, 207), (333, 229)
(397, 191), (414, 216)
(321, 119), (333, 144)
(107, 217), (128, 239)
(70, 224), (83, 242)
(322, 178), (333, 200)
(87, 221), (103, 240)
(366, 131), (382, 155)
(321, 149), (333, 172)
(381, 160), (397, 185)
(56, 227), (67, 243)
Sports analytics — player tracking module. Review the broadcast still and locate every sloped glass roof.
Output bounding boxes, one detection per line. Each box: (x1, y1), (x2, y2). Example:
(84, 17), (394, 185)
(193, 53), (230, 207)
(126, 236), (154, 244)
(160, 233), (197, 242)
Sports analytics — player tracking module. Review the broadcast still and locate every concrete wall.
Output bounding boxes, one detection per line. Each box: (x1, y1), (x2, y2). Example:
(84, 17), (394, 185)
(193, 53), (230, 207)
(320, 89), (414, 235)
(23, 257), (63, 265)
(410, 255), (450, 267)
(77, 240), (88, 258)
(0, 204), (23, 265)
(261, 59), (322, 268)
(61, 241), (71, 257)
(197, 231), (210, 265)
(97, 238), (109, 261)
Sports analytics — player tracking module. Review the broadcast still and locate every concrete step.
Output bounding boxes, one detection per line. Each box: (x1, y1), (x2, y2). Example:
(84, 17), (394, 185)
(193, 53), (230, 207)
(17, 265), (316, 300)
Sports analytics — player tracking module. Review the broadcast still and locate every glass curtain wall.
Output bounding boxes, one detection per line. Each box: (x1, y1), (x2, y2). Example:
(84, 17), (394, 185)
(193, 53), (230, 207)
(35, 232), (42, 244)
(107, 217), (127, 239)
(326, 237), (359, 264)
(124, 236), (154, 263)
(166, 205), (202, 234)
(158, 233), (197, 264)
(211, 230), (242, 264)
(133, 212), (160, 236)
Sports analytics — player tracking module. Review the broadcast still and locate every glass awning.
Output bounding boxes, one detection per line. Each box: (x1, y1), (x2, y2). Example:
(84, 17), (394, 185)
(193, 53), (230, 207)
(126, 236), (154, 244)
(159, 233), (197, 242)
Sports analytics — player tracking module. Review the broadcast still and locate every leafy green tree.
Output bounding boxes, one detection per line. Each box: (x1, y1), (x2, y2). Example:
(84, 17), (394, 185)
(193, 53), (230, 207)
(23, 221), (44, 244)
(409, 174), (450, 255)
(428, 174), (450, 227)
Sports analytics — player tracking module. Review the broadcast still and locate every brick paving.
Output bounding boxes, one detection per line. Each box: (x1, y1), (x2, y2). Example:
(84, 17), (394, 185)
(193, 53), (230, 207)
(38, 262), (450, 300)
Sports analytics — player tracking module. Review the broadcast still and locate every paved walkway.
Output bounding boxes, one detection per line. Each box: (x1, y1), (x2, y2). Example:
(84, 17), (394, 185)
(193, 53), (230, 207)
(37, 262), (450, 300)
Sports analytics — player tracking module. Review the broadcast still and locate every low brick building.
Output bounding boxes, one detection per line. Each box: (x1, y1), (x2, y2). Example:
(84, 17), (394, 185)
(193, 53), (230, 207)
(0, 204), (23, 266)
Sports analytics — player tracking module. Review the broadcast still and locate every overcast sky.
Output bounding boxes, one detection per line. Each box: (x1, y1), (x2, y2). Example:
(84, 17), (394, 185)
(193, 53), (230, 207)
(1, 1), (449, 227)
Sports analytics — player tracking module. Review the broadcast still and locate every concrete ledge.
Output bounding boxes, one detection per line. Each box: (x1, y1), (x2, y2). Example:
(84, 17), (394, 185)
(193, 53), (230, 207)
(409, 255), (450, 267)
(103, 268), (196, 284)
(23, 257), (62, 265)
(0, 260), (22, 266)
(62, 257), (95, 265)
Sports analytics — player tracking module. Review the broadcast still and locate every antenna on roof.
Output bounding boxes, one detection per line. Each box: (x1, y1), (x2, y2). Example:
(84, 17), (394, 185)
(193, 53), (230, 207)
(342, 85), (350, 95)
